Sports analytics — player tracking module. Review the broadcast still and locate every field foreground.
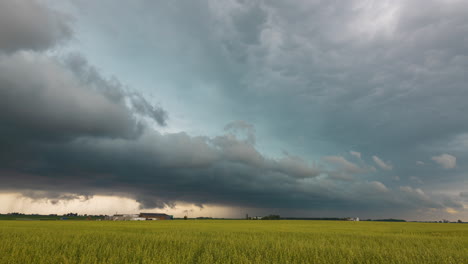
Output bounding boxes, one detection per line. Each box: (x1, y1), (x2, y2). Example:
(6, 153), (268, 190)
(0, 220), (467, 264)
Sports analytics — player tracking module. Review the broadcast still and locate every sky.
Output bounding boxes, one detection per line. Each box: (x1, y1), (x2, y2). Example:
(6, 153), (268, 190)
(0, 0), (467, 220)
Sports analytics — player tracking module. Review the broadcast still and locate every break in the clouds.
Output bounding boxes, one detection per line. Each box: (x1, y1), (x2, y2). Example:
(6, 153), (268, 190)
(1, 0), (468, 220)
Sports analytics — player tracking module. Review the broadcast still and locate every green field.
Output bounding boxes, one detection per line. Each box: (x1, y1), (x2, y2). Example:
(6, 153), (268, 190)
(0, 215), (103, 221)
(0, 220), (466, 264)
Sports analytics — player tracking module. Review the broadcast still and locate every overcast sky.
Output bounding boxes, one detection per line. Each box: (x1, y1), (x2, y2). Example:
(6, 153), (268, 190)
(1, 0), (467, 220)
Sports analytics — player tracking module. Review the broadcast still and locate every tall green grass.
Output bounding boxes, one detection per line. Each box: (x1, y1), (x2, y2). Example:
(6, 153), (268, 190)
(0, 220), (466, 263)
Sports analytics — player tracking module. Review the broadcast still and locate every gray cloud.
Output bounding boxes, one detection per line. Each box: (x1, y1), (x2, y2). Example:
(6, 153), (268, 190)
(432, 154), (456, 169)
(0, 0), (71, 53)
(0, 52), (140, 140)
(323, 156), (369, 175)
(399, 186), (435, 208)
(350, 151), (362, 160)
(372, 156), (393, 171)
(1, 118), (456, 213)
(64, 53), (168, 126)
(129, 93), (167, 126)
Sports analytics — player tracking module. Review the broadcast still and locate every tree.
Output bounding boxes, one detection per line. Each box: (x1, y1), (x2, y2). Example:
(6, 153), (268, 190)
(184, 215), (187, 220)
(261, 215), (280, 220)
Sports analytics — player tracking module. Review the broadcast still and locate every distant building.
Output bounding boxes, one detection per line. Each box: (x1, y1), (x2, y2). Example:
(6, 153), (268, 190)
(139, 213), (173, 220)
(346, 217), (360, 221)
(107, 214), (139, 221)
(106, 213), (173, 221)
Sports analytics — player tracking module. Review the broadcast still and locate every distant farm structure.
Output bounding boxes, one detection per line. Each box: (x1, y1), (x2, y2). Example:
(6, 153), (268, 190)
(106, 213), (173, 221)
(139, 213), (173, 220)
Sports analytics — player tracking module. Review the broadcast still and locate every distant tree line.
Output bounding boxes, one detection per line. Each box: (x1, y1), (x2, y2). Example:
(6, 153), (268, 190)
(261, 215), (280, 220)
(281, 217), (346, 221)
(368, 219), (406, 222)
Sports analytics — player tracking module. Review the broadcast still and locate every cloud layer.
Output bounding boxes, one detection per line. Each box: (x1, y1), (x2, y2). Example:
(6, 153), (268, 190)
(1, 0), (467, 219)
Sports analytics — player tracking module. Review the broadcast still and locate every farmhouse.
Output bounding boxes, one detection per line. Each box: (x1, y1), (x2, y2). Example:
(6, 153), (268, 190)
(107, 214), (139, 221)
(139, 213), (173, 220)
(106, 213), (173, 221)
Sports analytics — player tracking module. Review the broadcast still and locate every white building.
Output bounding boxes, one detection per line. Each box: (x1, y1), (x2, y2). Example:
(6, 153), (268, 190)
(108, 214), (139, 221)
(130, 217), (146, 221)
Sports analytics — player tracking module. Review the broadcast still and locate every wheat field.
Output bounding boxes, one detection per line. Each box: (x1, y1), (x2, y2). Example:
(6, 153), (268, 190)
(0, 220), (466, 264)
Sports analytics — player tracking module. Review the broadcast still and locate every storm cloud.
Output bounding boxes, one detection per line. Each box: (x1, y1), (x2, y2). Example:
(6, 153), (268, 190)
(1, 0), (467, 219)
(0, 0), (71, 53)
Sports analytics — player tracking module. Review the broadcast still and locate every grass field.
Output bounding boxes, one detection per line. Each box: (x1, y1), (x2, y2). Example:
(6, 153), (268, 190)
(0, 214), (102, 221)
(0, 220), (466, 264)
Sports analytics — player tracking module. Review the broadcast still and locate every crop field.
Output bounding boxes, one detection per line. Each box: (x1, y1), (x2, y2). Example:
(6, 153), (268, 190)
(0, 220), (467, 264)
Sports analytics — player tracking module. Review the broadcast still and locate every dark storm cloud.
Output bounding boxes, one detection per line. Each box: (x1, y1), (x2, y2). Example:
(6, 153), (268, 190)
(64, 53), (168, 126)
(0, 127), (428, 211)
(0, 52), (140, 140)
(0, 0), (466, 217)
(128, 93), (168, 126)
(1, 115), (458, 213)
(0, 0), (71, 53)
(205, 0), (468, 194)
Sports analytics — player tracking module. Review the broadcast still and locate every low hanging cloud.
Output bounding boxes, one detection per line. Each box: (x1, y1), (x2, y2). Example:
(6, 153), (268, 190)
(372, 156), (393, 171)
(432, 154), (457, 169)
